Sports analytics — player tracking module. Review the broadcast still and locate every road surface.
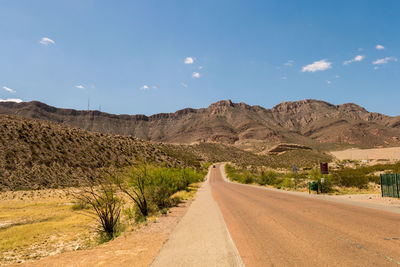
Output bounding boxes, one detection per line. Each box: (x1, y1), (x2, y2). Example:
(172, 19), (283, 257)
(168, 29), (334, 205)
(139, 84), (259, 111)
(210, 164), (400, 266)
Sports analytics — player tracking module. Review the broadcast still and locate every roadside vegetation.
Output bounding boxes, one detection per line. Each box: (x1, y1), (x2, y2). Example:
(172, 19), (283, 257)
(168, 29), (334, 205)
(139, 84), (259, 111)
(224, 161), (393, 194)
(0, 161), (206, 264)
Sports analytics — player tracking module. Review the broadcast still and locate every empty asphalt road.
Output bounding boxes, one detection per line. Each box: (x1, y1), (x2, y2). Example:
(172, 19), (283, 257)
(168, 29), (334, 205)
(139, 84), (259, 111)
(210, 164), (400, 266)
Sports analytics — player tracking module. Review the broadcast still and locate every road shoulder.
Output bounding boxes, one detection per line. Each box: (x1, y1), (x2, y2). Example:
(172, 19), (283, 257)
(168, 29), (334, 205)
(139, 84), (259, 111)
(151, 167), (243, 267)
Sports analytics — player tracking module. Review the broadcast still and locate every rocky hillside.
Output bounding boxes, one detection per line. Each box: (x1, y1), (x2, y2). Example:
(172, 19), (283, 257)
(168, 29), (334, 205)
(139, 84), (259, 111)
(0, 115), (193, 190)
(1, 99), (399, 150)
(0, 115), (331, 190)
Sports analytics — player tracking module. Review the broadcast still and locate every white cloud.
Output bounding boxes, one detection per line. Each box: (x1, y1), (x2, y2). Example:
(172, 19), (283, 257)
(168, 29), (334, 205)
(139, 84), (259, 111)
(180, 82), (188, 88)
(343, 55), (365, 65)
(281, 77), (287, 80)
(39, 37), (55, 45)
(284, 60), (294, 67)
(335, 75), (340, 78)
(0, 98), (23, 103)
(376, 44), (385, 50)
(192, 72), (200, 78)
(75, 85), (85, 89)
(184, 57), (194, 64)
(140, 85), (149, 90)
(372, 57), (398, 65)
(198, 66), (204, 70)
(3, 86), (16, 93)
(152, 86), (157, 89)
(326, 80), (331, 84)
(301, 59), (332, 72)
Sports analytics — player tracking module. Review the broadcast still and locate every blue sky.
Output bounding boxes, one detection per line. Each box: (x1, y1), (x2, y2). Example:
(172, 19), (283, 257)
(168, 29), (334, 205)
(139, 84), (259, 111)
(0, 0), (400, 116)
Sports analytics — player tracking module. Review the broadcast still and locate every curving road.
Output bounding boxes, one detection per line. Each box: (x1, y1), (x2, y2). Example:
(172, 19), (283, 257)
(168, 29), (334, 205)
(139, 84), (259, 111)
(210, 164), (400, 266)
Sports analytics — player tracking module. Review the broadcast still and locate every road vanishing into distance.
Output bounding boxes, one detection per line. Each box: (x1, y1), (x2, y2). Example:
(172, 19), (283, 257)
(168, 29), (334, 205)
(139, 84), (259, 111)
(210, 164), (400, 266)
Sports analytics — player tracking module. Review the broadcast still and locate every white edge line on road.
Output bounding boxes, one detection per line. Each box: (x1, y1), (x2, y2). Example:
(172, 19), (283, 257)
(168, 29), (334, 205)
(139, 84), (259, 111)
(217, 164), (245, 267)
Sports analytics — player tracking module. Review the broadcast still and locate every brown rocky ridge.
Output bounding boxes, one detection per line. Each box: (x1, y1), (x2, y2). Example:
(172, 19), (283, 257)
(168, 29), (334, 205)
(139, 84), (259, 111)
(1, 99), (399, 150)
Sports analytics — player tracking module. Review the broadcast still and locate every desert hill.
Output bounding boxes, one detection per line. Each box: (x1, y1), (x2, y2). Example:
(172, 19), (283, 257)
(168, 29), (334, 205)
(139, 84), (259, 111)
(1, 99), (399, 150)
(0, 115), (331, 190)
(0, 115), (191, 190)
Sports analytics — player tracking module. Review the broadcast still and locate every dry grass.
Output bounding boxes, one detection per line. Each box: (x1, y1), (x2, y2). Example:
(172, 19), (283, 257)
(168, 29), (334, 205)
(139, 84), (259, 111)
(0, 179), (204, 265)
(0, 189), (96, 265)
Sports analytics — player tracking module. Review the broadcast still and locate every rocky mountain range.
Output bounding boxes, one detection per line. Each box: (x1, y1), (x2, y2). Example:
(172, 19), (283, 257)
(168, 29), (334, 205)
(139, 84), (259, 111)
(1, 99), (400, 151)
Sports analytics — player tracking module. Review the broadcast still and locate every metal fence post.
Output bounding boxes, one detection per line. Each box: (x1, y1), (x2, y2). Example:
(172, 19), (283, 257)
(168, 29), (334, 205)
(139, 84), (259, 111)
(380, 174), (383, 197)
(396, 174), (399, 198)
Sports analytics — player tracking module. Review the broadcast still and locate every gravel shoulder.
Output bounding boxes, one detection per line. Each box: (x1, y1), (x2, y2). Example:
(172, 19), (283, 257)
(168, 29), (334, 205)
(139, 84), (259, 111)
(151, 168), (243, 267)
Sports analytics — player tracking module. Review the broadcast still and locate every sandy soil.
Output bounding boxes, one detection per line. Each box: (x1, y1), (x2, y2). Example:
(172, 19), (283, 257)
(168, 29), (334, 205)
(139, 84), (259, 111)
(7, 199), (192, 267)
(331, 146), (400, 161)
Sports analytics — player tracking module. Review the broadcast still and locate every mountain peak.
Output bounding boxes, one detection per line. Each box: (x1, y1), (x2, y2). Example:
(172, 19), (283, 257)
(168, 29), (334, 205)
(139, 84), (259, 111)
(209, 99), (235, 108)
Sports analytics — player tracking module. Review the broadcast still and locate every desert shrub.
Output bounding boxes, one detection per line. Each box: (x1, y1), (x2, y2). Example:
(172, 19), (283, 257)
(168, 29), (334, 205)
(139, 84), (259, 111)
(309, 167), (322, 181)
(71, 175), (122, 240)
(243, 171), (254, 184)
(278, 178), (294, 189)
(258, 171), (278, 185)
(115, 163), (204, 220)
(331, 171), (368, 189)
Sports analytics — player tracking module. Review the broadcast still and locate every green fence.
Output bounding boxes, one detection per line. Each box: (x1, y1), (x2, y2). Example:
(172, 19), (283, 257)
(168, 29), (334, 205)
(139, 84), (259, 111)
(380, 174), (400, 198)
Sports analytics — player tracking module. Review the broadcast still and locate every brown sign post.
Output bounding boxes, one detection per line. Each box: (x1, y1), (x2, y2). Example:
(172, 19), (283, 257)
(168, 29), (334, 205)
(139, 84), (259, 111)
(320, 162), (329, 175)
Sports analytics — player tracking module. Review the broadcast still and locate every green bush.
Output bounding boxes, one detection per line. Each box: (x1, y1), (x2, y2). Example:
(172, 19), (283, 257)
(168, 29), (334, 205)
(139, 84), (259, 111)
(116, 164), (204, 219)
(258, 171), (278, 185)
(331, 171), (368, 189)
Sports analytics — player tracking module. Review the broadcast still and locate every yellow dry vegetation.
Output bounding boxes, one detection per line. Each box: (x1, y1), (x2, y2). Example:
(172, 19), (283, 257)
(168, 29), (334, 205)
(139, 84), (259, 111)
(0, 189), (95, 265)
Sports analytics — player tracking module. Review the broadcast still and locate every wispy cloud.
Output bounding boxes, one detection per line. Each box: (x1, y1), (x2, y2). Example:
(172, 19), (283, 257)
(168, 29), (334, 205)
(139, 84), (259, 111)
(343, 55), (365, 65)
(3, 86), (16, 93)
(75, 85), (85, 89)
(0, 98), (23, 103)
(284, 60), (294, 67)
(326, 80), (331, 84)
(373, 57), (398, 65)
(301, 59), (332, 72)
(140, 85), (149, 91)
(180, 82), (188, 88)
(192, 72), (200, 78)
(184, 57), (194, 64)
(376, 44), (385, 50)
(39, 37), (55, 45)
(281, 77), (287, 80)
